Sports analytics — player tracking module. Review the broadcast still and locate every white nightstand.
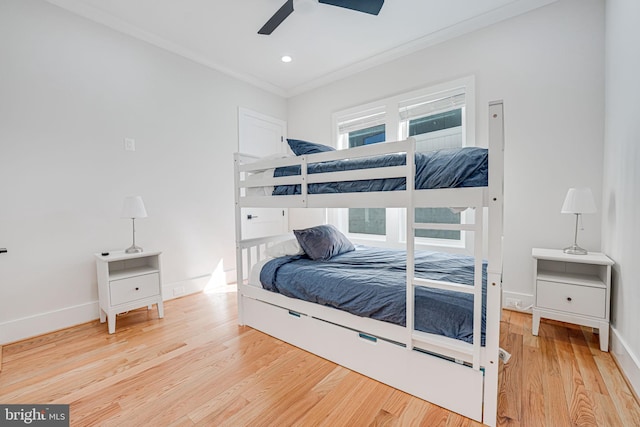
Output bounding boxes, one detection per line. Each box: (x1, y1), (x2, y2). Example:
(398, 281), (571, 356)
(95, 250), (164, 334)
(532, 248), (614, 351)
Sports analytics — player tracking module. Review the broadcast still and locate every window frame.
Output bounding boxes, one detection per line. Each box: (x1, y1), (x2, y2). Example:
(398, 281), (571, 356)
(329, 76), (476, 253)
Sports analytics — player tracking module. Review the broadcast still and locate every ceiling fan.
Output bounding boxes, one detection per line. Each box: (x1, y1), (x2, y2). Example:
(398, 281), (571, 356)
(258, 0), (385, 35)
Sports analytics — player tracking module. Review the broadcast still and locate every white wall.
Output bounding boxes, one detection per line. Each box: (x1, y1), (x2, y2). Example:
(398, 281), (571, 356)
(602, 0), (640, 397)
(0, 0), (616, 360)
(0, 0), (286, 343)
(287, 0), (606, 307)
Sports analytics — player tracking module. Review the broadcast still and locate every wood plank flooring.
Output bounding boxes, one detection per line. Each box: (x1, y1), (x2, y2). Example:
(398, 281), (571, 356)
(1, 289), (639, 426)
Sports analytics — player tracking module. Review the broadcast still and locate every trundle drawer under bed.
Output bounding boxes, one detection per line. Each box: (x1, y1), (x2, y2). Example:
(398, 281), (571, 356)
(242, 295), (485, 422)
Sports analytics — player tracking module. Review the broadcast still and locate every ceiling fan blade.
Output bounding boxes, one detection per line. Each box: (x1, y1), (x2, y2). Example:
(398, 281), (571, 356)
(318, 0), (384, 15)
(258, 0), (294, 35)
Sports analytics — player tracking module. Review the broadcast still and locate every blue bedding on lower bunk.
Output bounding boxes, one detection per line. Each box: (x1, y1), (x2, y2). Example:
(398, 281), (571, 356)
(272, 147), (488, 196)
(259, 245), (486, 345)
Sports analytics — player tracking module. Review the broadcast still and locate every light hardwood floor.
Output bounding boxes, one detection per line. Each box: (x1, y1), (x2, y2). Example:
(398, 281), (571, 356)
(1, 289), (639, 426)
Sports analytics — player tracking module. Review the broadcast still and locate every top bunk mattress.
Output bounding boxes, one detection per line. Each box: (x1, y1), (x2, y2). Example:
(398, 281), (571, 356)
(271, 147), (488, 196)
(258, 245), (486, 345)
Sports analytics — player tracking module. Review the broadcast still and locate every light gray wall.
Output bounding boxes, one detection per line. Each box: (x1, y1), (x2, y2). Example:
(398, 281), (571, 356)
(0, 0), (286, 342)
(603, 0), (640, 396)
(287, 0), (606, 306)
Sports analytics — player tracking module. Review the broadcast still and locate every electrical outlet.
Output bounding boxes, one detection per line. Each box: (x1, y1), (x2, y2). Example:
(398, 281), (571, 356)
(506, 298), (522, 309)
(173, 286), (185, 297)
(124, 138), (136, 151)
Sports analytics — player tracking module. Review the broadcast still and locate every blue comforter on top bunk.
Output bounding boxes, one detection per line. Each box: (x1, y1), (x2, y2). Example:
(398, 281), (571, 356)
(260, 245), (486, 345)
(272, 146), (488, 196)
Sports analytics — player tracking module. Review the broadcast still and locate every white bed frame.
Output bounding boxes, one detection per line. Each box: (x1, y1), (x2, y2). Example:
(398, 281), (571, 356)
(233, 101), (504, 425)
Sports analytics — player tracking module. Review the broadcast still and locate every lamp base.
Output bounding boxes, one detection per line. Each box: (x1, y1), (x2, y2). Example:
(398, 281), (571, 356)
(125, 245), (143, 254)
(563, 244), (587, 255)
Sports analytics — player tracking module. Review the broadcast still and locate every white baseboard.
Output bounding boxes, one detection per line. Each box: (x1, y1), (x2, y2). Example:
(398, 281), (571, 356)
(163, 275), (211, 299)
(0, 274), (220, 345)
(225, 268), (237, 284)
(502, 290), (534, 312)
(610, 326), (640, 399)
(0, 302), (99, 345)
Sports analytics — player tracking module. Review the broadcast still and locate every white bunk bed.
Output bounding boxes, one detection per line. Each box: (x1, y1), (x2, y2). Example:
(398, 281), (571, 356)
(233, 101), (504, 426)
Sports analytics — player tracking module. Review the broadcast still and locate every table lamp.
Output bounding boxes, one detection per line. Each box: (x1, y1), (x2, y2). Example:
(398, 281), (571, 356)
(121, 196), (148, 253)
(561, 187), (596, 255)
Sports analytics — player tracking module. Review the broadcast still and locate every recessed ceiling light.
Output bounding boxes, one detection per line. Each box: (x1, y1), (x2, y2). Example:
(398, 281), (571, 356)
(281, 55), (292, 63)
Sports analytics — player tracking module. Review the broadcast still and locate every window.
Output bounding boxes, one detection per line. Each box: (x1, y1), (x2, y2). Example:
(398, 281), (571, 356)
(348, 125), (386, 236)
(332, 77), (475, 249)
(337, 109), (387, 237)
(400, 93), (466, 241)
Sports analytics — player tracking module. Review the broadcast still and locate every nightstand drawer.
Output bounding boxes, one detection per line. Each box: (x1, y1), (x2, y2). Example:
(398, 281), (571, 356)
(110, 273), (160, 306)
(536, 280), (605, 318)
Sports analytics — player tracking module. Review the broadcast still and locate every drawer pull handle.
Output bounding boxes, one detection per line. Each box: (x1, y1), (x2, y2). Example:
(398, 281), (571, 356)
(135, 287), (140, 291)
(566, 297), (572, 302)
(358, 333), (378, 343)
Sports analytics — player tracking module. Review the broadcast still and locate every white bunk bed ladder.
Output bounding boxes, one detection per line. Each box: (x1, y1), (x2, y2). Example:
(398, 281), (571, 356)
(405, 169), (485, 370)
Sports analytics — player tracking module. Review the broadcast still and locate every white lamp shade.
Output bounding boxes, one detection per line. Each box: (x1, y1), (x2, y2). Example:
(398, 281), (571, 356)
(561, 187), (597, 214)
(121, 196), (148, 218)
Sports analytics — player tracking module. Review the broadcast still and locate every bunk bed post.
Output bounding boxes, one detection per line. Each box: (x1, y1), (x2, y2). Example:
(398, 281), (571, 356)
(405, 137), (416, 350)
(483, 101), (505, 427)
(233, 153), (245, 325)
(472, 201), (483, 371)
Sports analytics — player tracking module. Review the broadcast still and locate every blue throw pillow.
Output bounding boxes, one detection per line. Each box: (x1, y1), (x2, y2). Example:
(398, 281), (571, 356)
(294, 224), (355, 261)
(287, 139), (335, 156)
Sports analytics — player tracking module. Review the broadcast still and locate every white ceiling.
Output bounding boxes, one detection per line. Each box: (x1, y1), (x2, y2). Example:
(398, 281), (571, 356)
(45, 0), (556, 97)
